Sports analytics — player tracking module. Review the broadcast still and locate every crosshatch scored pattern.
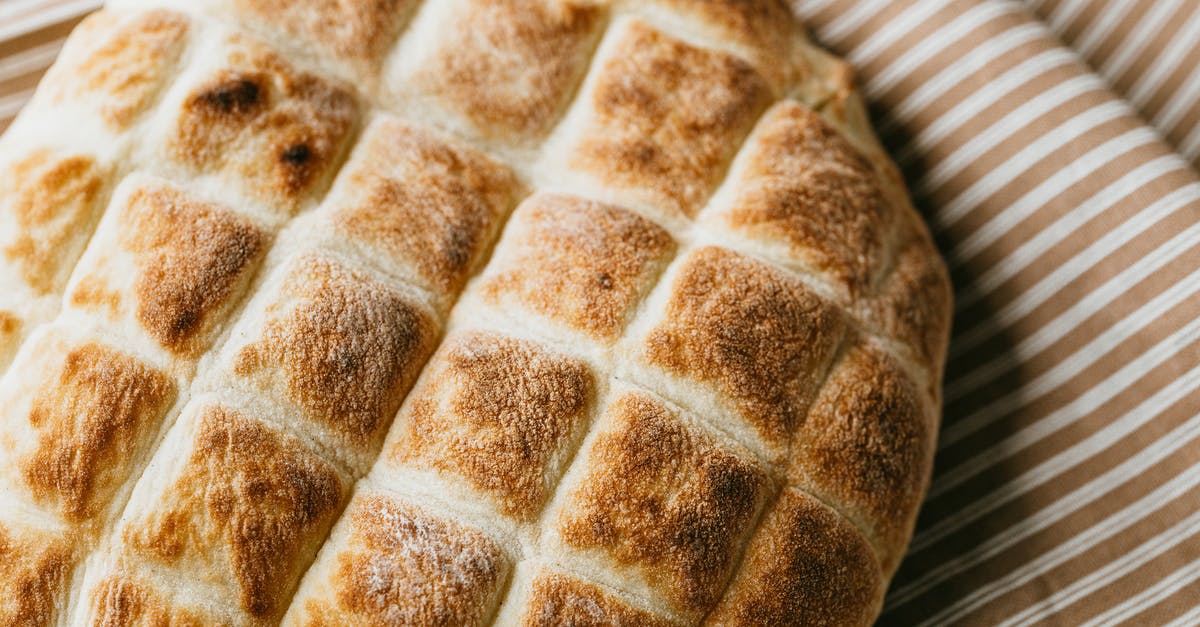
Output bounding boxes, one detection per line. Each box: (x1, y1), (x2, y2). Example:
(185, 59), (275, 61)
(0, 0), (951, 625)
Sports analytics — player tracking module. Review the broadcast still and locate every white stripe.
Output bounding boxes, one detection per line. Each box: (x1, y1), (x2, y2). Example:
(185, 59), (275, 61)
(947, 140), (1172, 264)
(844, 0), (956, 68)
(1126, 8), (1200, 108)
(932, 100), (1128, 228)
(861, 1), (1021, 99)
(933, 307), (1200, 486)
(890, 428), (1200, 617)
(792, 0), (837, 19)
(1003, 517), (1200, 627)
(912, 351), (1200, 566)
(0, 0), (52, 21)
(916, 72), (1109, 198)
(877, 22), (1047, 136)
(894, 48), (1080, 171)
(1077, 558), (1200, 627)
(950, 177), (1196, 325)
(1181, 119), (1200, 161)
(0, 0), (100, 42)
(1072, 0), (1139, 58)
(816, 0), (890, 45)
(1164, 603), (1200, 627)
(1151, 59), (1200, 138)
(1043, 0), (1091, 32)
(1098, 0), (1184, 81)
(919, 472), (1200, 627)
(0, 39), (66, 85)
(946, 201), (1200, 402)
(950, 177), (1195, 357)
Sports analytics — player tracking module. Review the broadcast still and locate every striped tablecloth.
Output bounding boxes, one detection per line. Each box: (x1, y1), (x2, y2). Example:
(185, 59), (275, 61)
(2, 1), (1198, 624)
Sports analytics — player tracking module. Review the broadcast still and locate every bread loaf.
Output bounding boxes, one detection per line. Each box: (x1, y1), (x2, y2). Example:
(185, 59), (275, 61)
(0, 1), (952, 624)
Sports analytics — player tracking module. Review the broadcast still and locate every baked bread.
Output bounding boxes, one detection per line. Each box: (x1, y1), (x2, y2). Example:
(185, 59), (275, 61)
(0, 1), (952, 625)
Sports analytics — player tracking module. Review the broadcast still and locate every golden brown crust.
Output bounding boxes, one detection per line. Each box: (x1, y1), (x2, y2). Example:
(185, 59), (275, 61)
(521, 572), (678, 627)
(388, 331), (595, 520)
(0, 521), (73, 626)
(0, 311), (21, 369)
(480, 193), (676, 340)
(0, 5), (947, 624)
(300, 492), (508, 627)
(69, 181), (268, 357)
(636, 0), (795, 83)
(641, 247), (845, 446)
(17, 341), (175, 523)
(89, 574), (215, 627)
(714, 101), (891, 296)
(1, 149), (106, 295)
(705, 489), (883, 626)
(232, 253), (438, 458)
(169, 36), (358, 213)
(568, 21), (772, 218)
(231, 0), (417, 77)
(789, 338), (936, 576)
(409, 0), (605, 142)
(329, 119), (520, 299)
(42, 9), (190, 129)
(862, 216), (953, 380)
(122, 403), (346, 621)
(557, 391), (769, 616)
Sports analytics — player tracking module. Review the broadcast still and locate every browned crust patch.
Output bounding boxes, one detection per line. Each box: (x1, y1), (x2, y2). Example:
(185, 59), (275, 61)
(705, 488), (883, 626)
(569, 21), (772, 218)
(390, 331), (595, 519)
(558, 391), (769, 615)
(861, 217), (953, 381)
(0, 522), (73, 626)
(2, 150), (105, 295)
(642, 247), (845, 445)
(481, 193), (676, 340)
(123, 404), (345, 620)
(69, 182), (268, 357)
(232, 0), (417, 75)
(720, 101), (890, 296)
(20, 342), (176, 522)
(521, 571), (678, 627)
(89, 574), (215, 627)
(170, 37), (358, 213)
(232, 254), (438, 454)
(789, 338), (936, 576)
(44, 9), (190, 128)
(412, 0), (605, 141)
(332, 119), (520, 298)
(302, 492), (508, 626)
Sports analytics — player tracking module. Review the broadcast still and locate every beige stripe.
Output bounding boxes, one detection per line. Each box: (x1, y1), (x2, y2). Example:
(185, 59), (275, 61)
(946, 224), (1200, 406)
(935, 296), (1200, 484)
(1072, 0), (1144, 61)
(0, 0), (100, 42)
(1041, 0), (1095, 38)
(922, 308), (1200, 551)
(1077, 557), (1200, 627)
(893, 434), (1200, 622)
(1030, 0), (1200, 167)
(0, 8), (90, 133)
(964, 474), (1200, 625)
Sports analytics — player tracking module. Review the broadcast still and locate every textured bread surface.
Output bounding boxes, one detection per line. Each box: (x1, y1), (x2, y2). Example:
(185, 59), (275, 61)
(0, 1), (951, 625)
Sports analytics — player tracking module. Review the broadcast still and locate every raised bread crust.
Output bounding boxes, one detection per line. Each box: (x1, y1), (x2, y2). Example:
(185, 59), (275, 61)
(0, 1), (950, 625)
